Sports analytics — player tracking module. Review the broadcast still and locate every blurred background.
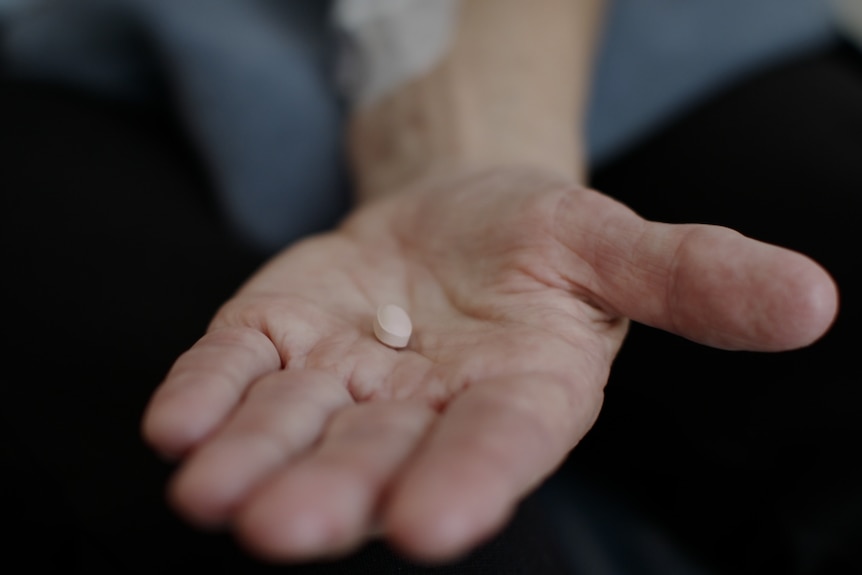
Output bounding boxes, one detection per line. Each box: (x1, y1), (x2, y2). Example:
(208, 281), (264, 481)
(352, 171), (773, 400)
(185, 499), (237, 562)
(1, 1), (859, 573)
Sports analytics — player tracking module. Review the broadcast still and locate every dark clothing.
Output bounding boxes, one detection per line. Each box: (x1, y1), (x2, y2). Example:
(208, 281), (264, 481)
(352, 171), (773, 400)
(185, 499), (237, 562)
(2, 41), (860, 574)
(570, 39), (862, 575)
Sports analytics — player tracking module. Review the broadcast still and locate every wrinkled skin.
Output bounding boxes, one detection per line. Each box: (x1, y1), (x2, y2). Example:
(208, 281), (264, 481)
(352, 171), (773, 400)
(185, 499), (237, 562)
(142, 167), (837, 563)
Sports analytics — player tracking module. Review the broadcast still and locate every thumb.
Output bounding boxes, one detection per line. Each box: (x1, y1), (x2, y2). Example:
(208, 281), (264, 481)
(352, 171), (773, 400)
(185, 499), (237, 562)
(562, 188), (839, 351)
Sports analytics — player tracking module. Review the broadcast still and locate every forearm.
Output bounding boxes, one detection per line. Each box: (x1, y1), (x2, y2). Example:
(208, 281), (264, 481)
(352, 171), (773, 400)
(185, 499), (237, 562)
(348, 0), (605, 203)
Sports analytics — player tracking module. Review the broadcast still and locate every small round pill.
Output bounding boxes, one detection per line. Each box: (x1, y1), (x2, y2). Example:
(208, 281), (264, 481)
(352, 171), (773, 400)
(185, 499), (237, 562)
(373, 304), (412, 349)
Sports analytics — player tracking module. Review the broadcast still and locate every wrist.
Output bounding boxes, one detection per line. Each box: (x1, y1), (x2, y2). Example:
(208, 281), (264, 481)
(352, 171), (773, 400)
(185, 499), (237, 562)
(345, 0), (602, 203)
(348, 57), (584, 203)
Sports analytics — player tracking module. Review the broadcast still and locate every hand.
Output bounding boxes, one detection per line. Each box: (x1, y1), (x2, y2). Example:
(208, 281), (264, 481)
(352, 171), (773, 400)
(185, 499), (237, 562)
(142, 166), (837, 563)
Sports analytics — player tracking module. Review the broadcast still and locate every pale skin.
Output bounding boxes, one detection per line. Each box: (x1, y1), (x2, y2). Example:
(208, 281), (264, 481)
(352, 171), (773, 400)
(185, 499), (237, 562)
(141, 0), (839, 565)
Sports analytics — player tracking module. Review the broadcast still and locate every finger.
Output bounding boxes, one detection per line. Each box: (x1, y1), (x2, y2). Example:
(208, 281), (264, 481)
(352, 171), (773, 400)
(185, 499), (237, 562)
(236, 401), (436, 561)
(142, 327), (282, 458)
(383, 373), (602, 563)
(169, 370), (351, 527)
(561, 188), (838, 350)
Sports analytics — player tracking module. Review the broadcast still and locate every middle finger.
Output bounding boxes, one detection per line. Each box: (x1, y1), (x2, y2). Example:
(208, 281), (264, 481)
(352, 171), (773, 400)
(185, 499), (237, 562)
(170, 369), (352, 527)
(236, 400), (436, 560)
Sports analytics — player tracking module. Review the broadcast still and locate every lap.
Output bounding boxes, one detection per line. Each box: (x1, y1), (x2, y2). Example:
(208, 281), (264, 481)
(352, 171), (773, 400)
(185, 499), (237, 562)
(0, 80), (569, 574)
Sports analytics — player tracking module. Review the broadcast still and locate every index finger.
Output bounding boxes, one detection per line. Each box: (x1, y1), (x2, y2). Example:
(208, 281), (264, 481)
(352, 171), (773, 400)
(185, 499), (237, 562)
(382, 371), (603, 563)
(142, 327), (282, 458)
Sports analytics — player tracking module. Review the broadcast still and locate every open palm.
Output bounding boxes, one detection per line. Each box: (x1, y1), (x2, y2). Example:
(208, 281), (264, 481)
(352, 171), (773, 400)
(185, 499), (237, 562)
(142, 167), (837, 563)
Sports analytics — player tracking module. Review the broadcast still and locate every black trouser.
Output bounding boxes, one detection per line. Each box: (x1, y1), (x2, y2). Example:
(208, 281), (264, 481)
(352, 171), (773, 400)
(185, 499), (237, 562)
(2, 42), (860, 574)
(567, 39), (862, 575)
(0, 78), (568, 574)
